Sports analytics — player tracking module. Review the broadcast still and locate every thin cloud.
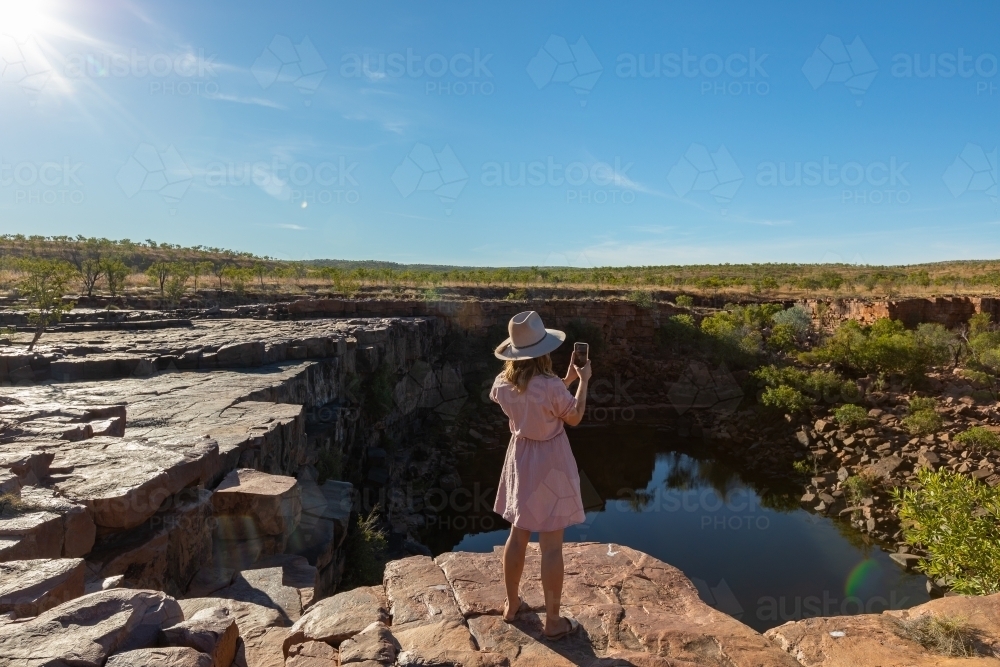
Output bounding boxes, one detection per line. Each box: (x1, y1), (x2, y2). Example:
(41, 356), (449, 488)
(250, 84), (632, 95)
(206, 93), (287, 110)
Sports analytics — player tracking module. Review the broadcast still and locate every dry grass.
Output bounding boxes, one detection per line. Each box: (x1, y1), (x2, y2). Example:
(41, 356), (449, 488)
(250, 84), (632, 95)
(894, 614), (982, 657)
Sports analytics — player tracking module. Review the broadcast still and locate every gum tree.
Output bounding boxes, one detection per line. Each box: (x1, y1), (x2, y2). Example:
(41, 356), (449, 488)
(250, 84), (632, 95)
(18, 258), (75, 351)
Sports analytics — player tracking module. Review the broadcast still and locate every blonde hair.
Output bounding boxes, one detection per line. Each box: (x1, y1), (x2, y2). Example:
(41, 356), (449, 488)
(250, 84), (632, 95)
(502, 354), (555, 392)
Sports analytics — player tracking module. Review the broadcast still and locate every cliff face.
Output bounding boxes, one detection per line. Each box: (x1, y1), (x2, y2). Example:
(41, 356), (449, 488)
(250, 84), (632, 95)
(803, 296), (1000, 328)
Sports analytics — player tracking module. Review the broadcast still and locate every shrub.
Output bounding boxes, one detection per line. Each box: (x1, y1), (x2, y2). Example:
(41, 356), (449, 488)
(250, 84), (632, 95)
(954, 426), (1000, 451)
(754, 365), (859, 404)
(792, 459), (815, 476)
(892, 468), (1000, 595)
(760, 385), (813, 413)
(843, 471), (878, 503)
(627, 290), (653, 308)
(341, 508), (388, 588)
(504, 288), (527, 301)
(767, 323), (798, 352)
(17, 258), (75, 351)
(675, 294), (693, 308)
(802, 318), (955, 381)
(908, 396), (937, 414)
(904, 410), (943, 436)
(834, 403), (870, 430)
(772, 305), (812, 336)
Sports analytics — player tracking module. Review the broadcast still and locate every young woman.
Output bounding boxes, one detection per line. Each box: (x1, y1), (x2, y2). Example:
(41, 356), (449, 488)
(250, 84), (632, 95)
(489, 310), (591, 640)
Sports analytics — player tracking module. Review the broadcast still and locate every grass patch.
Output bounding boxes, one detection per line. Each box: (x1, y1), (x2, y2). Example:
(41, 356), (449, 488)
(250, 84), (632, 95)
(341, 508), (389, 589)
(843, 470), (879, 504)
(894, 614), (981, 657)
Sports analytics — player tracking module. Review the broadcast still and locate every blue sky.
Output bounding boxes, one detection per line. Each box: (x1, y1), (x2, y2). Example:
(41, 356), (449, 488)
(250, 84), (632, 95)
(1, 0), (998, 266)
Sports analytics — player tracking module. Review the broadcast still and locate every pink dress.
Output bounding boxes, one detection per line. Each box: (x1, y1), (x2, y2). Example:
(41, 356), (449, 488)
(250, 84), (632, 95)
(490, 373), (586, 532)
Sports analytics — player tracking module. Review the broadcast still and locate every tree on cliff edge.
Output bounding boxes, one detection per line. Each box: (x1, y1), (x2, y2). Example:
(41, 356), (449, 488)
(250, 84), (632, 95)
(18, 258), (75, 352)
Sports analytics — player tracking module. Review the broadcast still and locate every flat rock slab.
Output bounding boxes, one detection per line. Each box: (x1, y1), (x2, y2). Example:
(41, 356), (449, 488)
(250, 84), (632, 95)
(337, 621), (397, 664)
(433, 543), (800, 667)
(106, 646), (213, 667)
(18, 485), (96, 557)
(0, 509), (64, 561)
(384, 555), (465, 629)
(0, 557), (85, 617)
(48, 436), (220, 529)
(766, 592), (1000, 666)
(0, 588), (182, 667)
(217, 566), (304, 625)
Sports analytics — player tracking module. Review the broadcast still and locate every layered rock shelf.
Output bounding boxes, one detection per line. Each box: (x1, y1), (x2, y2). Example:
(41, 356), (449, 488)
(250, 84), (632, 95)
(2, 542), (998, 666)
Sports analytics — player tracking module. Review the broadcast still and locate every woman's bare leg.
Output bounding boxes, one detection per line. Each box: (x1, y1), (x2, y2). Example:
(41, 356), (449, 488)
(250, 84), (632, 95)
(538, 529), (567, 635)
(502, 526), (530, 621)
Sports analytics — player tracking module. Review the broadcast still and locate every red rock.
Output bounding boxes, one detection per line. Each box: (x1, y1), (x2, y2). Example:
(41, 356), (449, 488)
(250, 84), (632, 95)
(384, 555), (464, 628)
(162, 606), (239, 667)
(212, 469), (302, 545)
(106, 646), (213, 667)
(0, 558), (86, 617)
(282, 585), (388, 654)
(285, 640), (337, 667)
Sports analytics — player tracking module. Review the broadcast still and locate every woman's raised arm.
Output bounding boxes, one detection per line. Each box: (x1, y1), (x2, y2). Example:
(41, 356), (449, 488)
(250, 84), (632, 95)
(562, 361), (591, 426)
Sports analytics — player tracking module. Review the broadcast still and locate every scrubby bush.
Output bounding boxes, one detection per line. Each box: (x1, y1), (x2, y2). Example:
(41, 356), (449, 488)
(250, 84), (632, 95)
(802, 318), (956, 381)
(760, 385), (812, 413)
(904, 410), (943, 436)
(674, 294), (693, 308)
(754, 364), (859, 404)
(893, 469), (1000, 595)
(766, 323), (798, 352)
(772, 305), (812, 337)
(341, 508), (388, 588)
(834, 403), (870, 430)
(954, 426), (1000, 451)
(843, 471), (878, 504)
(908, 396), (937, 414)
(628, 289), (653, 308)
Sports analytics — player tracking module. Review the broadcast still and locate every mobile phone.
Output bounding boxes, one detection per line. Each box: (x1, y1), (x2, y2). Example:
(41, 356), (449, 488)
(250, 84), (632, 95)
(573, 342), (589, 366)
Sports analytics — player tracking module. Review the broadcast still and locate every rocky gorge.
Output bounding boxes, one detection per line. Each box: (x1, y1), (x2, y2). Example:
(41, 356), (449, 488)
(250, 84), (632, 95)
(1, 296), (999, 665)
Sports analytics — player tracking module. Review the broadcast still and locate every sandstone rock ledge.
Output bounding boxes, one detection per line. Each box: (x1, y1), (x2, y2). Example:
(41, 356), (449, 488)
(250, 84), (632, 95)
(2, 543), (999, 666)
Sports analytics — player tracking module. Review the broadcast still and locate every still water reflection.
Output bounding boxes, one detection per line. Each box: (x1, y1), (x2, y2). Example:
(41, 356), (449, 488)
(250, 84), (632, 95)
(429, 424), (929, 632)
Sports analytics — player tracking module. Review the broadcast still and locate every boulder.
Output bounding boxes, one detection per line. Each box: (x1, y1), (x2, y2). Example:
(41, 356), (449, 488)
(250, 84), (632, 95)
(178, 597), (287, 667)
(0, 588), (183, 666)
(161, 606), (239, 667)
(282, 585), (388, 653)
(0, 557), (86, 617)
(212, 469), (302, 547)
(106, 646), (213, 667)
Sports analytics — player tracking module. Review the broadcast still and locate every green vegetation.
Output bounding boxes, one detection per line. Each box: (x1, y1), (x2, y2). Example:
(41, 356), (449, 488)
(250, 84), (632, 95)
(760, 385), (813, 413)
(674, 294), (694, 308)
(341, 508), (388, 588)
(4, 235), (1000, 299)
(894, 614), (982, 657)
(800, 319), (956, 382)
(893, 469), (1000, 595)
(791, 458), (815, 476)
(902, 397), (943, 436)
(17, 258), (75, 351)
(834, 403), (870, 430)
(843, 470), (878, 504)
(627, 289), (653, 308)
(755, 365), (859, 404)
(954, 426), (1000, 451)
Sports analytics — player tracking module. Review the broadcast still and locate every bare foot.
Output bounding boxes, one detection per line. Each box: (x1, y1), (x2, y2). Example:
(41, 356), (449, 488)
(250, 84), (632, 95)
(502, 596), (521, 622)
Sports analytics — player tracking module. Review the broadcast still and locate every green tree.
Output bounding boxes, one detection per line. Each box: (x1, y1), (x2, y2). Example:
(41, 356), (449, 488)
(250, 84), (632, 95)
(18, 258), (75, 351)
(145, 261), (172, 296)
(101, 258), (130, 297)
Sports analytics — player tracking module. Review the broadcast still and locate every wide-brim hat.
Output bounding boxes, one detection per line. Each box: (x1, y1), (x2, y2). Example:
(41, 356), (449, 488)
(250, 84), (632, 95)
(494, 310), (565, 360)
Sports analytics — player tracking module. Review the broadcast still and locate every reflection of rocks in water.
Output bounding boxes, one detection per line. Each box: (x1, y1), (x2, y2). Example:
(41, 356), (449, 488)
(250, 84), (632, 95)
(668, 361), (744, 416)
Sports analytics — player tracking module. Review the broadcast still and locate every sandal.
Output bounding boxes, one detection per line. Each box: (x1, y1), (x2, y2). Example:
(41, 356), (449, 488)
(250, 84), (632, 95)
(543, 616), (580, 641)
(502, 595), (528, 622)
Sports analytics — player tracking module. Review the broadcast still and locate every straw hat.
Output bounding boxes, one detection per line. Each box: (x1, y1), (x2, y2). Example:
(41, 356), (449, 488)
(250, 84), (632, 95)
(494, 311), (566, 360)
